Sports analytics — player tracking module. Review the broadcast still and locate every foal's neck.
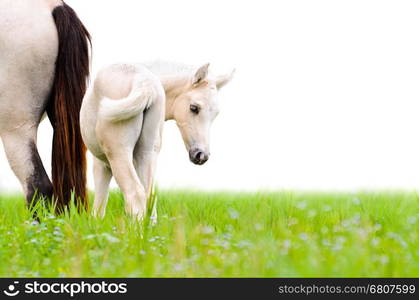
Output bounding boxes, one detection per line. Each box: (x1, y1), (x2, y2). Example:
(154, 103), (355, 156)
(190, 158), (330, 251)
(159, 75), (189, 121)
(142, 61), (194, 120)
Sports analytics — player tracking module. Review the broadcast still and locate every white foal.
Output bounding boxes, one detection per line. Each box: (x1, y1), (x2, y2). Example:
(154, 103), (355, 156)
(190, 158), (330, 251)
(81, 62), (234, 220)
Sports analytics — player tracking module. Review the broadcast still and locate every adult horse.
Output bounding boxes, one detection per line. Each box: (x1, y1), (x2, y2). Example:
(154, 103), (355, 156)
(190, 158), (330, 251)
(0, 0), (90, 210)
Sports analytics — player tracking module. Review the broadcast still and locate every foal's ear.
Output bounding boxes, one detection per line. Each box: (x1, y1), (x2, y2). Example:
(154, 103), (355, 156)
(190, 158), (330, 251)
(216, 69), (235, 90)
(192, 63), (210, 86)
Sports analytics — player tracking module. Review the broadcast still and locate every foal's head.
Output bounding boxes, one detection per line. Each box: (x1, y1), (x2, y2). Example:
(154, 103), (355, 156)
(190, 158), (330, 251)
(171, 63), (234, 165)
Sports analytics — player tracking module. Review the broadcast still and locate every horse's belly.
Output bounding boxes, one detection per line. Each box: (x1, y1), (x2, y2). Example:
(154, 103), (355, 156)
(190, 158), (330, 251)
(0, 0), (58, 132)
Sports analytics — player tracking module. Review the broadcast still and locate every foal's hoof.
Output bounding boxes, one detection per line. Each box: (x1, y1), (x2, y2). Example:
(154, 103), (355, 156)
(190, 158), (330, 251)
(92, 210), (105, 219)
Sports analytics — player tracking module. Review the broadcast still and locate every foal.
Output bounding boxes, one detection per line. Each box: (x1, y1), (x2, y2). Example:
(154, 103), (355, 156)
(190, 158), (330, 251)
(80, 62), (234, 220)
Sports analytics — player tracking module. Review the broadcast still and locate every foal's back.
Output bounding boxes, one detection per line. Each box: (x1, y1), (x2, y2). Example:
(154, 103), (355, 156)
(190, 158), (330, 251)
(94, 64), (140, 100)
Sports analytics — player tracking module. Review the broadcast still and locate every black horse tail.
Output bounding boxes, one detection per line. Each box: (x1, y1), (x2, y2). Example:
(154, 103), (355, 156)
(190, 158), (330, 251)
(47, 2), (91, 211)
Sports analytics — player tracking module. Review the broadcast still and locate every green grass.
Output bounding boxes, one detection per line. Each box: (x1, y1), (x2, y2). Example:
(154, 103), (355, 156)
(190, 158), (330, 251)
(0, 190), (418, 277)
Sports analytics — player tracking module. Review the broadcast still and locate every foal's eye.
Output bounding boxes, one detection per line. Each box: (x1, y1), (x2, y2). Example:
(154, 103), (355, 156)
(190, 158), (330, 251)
(190, 104), (200, 114)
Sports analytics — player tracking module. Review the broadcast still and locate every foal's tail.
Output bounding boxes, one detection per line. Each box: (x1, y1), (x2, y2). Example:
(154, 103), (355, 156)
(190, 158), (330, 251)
(99, 85), (154, 122)
(47, 2), (91, 211)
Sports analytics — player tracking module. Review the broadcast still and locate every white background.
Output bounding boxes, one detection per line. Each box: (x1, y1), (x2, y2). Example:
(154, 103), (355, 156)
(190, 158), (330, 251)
(1, 0), (419, 192)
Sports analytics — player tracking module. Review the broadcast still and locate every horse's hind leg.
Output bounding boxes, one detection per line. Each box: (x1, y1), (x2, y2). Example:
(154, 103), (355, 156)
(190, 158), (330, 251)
(1, 126), (52, 208)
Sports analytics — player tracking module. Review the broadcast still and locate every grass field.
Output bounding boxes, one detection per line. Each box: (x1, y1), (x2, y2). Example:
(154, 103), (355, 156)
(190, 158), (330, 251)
(0, 190), (417, 277)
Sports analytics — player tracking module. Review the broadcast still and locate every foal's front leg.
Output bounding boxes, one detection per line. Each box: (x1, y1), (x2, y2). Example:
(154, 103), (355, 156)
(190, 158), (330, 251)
(134, 149), (159, 223)
(134, 101), (164, 224)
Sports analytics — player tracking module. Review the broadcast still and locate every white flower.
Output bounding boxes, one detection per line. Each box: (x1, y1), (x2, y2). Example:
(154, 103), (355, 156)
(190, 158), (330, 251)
(201, 226), (214, 235)
(352, 197), (361, 205)
(296, 201), (307, 210)
(283, 239), (292, 249)
(228, 209), (239, 220)
(323, 205), (332, 212)
(299, 233), (309, 241)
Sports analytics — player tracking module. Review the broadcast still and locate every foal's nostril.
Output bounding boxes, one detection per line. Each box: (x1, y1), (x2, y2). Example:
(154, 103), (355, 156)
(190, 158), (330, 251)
(196, 152), (205, 161)
(189, 148), (209, 165)
(190, 149), (209, 165)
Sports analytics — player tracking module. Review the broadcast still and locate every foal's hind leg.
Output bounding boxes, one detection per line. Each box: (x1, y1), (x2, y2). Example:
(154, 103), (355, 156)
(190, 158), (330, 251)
(92, 157), (112, 218)
(108, 150), (147, 219)
(1, 126), (52, 207)
(97, 115), (147, 219)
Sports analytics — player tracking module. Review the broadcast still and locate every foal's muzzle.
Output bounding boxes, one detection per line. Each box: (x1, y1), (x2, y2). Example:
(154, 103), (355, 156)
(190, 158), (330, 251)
(189, 148), (210, 165)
